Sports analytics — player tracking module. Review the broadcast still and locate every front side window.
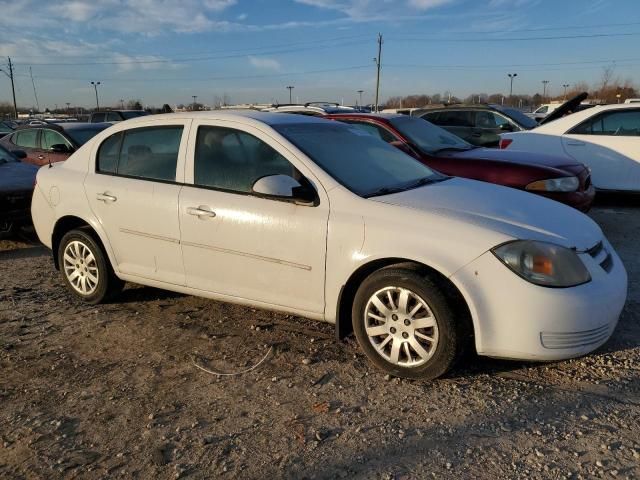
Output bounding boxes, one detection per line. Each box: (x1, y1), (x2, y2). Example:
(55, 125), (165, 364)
(275, 122), (442, 197)
(92, 113), (106, 123)
(105, 112), (121, 122)
(96, 126), (183, 181)
(570, 110), (640, 136)
(14, 129), (39, 149)
(194, 126), (296, 193)
(42, 129), (72, 150)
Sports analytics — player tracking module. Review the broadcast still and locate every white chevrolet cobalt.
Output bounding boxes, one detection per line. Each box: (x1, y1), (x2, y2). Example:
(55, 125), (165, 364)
(31, 111), (627, 379)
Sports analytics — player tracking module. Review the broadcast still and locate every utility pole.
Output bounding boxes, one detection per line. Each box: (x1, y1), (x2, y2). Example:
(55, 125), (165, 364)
(542, 80), (550, 101)
(562, 84), (570, 100)
(508, 73), (517, 104)
(286, 86), (294, 104)
(30, 67), (40, 113)
(357, 89), (364, 107)
(373, 33), (383, 112)
(91, 81), (101, 111)
(0, 58), (18, 119)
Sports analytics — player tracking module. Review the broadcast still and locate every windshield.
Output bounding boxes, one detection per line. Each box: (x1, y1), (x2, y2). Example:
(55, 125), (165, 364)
(390, 116), (472, 153)
(0, 145), (17, 163)
(66, 126), (109, 146)
(121, 111), (149, 119)
(495, 106), (538, 129)
(274, 122), (443, 197)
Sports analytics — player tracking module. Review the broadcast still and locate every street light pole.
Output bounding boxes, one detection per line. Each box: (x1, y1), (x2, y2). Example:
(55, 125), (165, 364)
(542, 80), (550, 101)
(192, 95), (198, 111)
(562, 84), (570, 100)
(90, 81), (101, 111)
(508, 73), (517, 104)
(286, 86), (294, 104)
(373, 33), (383, 112)
(357, 89), (364, 107)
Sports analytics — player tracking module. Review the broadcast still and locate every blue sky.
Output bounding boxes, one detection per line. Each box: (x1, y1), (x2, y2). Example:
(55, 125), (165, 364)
(0, 0), (639, 109)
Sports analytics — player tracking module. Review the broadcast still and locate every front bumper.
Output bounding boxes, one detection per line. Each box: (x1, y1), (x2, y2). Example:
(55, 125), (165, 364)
(451, 237), (627, 361)
(536, 184), (596, 213)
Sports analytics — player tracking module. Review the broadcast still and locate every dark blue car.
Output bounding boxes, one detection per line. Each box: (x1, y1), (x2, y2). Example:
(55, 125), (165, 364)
(0, 145), (38, 236)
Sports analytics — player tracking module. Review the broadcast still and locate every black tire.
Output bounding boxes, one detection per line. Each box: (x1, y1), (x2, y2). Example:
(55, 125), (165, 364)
(352, 267), (466, 380)
(57, 228), (123, 304)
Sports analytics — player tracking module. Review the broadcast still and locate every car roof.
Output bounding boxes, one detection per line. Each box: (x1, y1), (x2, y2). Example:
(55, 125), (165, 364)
(113, 110), (331, 127)
(533, 103), (640, 132)
(325, 112), (405, 121)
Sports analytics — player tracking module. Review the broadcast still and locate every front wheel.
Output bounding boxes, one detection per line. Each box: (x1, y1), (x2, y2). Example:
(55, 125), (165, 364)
(58, 228), (123, 304)
(352, 267), (464, 380)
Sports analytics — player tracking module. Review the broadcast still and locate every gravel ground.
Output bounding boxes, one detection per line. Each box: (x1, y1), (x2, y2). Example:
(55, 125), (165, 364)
(1, 199), (639, 479)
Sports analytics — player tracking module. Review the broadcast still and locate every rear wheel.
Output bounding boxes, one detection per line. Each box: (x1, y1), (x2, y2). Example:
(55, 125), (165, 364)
(352, 267), (464, 380)
(58, 228), (123, 304)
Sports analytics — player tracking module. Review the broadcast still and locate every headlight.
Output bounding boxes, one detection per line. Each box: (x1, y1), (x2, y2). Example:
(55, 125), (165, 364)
(526, 176), (579, 192)
(492, 240), (591, 287)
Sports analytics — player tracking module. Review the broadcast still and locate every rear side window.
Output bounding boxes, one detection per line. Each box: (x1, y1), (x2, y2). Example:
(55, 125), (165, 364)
(105, 112), (121, 122)
(433, 111), (473, 127)
(97, 132), (122, 174)
(14, 129), (39, 148)
(96, 127), (183, 181)
(92, 113), (106, 123)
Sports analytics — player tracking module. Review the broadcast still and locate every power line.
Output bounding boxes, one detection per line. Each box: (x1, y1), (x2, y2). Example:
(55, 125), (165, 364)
(394, 31), (640, 42)
(14, 38), (370, 67)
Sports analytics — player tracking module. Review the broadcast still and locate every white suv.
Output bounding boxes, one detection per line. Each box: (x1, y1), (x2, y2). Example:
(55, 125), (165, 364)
(31, 111), (627, 379)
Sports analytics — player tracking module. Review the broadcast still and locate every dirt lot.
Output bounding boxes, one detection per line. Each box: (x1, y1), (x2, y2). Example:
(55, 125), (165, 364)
(1, 199), (639, 479)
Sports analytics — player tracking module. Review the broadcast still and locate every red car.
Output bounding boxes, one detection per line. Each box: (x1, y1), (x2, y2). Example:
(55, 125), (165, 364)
(0, 122), (111, 166)
(324, 113), (595, 211)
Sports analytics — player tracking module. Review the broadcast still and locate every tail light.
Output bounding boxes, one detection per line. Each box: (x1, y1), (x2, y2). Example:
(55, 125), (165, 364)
(499, 138), (513, 149)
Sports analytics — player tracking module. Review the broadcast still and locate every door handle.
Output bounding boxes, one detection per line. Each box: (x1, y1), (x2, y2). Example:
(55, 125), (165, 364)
(96, 193), (117, 203)
(187, 206), (216, 218)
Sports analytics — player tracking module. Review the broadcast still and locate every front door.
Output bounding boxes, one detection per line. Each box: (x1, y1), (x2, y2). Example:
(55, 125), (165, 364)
(85, 122), (190, 284)
(179, 122), (328, 315)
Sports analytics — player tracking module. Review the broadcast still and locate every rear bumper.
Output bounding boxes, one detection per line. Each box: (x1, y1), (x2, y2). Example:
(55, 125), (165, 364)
(451, 237), (627, 361)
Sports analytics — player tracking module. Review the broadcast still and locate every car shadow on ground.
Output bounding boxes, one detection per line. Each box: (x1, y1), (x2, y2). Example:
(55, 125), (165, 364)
(593, 191), (640, 208)
(111, 284), (186, 304)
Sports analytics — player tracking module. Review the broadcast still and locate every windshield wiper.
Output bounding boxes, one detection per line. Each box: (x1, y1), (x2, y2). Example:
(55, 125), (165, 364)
(432, 146), (473, 154)
(363, 176), (448, 198)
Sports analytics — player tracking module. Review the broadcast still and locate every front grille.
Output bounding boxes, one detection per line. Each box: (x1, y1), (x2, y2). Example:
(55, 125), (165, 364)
(541, 324), (611, 349)
(586, 241), (613, 273)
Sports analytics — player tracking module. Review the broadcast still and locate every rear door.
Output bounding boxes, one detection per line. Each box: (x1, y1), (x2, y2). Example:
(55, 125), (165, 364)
(84, 120), (190, 284)
(562, 108), (640, 191)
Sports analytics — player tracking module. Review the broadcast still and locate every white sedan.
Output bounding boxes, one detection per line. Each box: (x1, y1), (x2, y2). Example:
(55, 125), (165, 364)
(501, 103), (640, 192)
(31, 111), (627, 379)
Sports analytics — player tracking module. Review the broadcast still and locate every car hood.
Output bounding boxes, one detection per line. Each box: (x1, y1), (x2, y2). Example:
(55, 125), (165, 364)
(538, 92), (588, 126)
(448, 147), (583, 170)
(371, 177), (601, 251)
(0, 161), (39, 193)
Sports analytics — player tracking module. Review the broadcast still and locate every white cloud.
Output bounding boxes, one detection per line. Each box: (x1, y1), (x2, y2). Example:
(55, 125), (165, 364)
(407, 0), (454, 10)
(248, 56), (281, 70)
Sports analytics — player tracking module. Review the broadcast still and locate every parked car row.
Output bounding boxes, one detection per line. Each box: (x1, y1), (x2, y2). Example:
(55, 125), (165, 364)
(29, 110), (628, 380)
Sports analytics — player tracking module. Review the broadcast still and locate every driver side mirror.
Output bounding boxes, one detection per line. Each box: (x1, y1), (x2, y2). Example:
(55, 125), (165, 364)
(50, 143), (72, 153)
(252, 174), (317, 206)
(11, 149), (27, 159)
(499, 123), (514, 132)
